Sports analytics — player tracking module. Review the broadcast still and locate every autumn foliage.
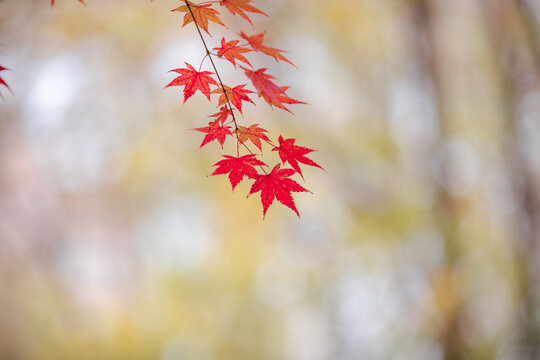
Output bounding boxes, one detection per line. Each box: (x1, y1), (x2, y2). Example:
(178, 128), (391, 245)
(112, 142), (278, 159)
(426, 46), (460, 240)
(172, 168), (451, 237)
(166, 0), (322, 218)
(2, 0), (322, 218)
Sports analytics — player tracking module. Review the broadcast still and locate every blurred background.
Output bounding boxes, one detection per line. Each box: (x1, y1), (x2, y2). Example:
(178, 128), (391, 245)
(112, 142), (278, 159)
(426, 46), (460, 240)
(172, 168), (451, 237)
(1, 0), (540, 359)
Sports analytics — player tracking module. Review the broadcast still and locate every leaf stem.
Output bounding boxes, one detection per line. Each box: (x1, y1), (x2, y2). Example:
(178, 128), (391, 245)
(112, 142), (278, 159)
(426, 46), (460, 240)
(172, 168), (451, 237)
(262, 137), (276, 147)
(198, 53), (209, 71)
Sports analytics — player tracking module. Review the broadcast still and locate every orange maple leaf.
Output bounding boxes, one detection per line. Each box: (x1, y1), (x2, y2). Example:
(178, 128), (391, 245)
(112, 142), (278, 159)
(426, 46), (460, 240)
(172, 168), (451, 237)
(166, 62), (218, 102)
(173, 1), (227, 36)
(211, 84), (254, 113)
(240, 32), (295, 67)
(235, 124), (269, 152)
(219, 0), (268, 28)
(213, 37), (252, 69)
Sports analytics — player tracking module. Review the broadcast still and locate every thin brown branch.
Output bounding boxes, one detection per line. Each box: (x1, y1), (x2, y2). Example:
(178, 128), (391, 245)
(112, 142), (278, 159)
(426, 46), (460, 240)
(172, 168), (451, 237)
(185, 0), (239, 133)
(184, 1), (268, 173)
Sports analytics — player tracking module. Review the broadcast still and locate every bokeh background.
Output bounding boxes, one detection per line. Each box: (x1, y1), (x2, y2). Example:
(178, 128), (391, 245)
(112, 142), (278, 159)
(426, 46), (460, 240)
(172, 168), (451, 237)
(1, 0), (540, 359)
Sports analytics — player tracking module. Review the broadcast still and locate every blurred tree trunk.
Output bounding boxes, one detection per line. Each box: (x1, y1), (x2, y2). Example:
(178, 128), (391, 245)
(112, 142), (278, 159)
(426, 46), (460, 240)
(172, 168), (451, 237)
(411, 1), (466, 358)
(482, 1), (540, 358)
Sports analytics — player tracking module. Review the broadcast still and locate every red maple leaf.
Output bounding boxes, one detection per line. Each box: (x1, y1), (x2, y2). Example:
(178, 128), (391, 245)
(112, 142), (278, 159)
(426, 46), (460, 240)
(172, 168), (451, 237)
(51, 0), (85, 5)
(235, 124), (269, 151)
(0, 66), (12, 99)
(260, 86), (307, 113)
(242, 67), (283, 101)
(272, 135), (323, 179)
(219, 0), (268, 27)
(213, 38), (252, 69)
(249, 164), (309, 218)
(240, 32), (295, 67)
(193, 120), (232, 148)
(209, 106), (232, 124)
(166, 62), (218, 102)
(211, 84), (254, 113)
(243, 67), (304, 113)
(173, 1), (227, 36)
(212, 154), (266, 190)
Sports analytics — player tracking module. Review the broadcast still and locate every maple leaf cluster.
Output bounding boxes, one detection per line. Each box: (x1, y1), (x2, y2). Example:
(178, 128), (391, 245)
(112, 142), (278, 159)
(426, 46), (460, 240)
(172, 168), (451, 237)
(0, 0), (322, 218)
(166, 0), (322, 218)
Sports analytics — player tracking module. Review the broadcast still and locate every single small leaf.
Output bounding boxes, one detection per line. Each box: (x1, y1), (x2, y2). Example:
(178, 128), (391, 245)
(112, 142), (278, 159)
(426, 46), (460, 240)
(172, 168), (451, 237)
(272, 135), (323, 179)
(0, 66), (12, 99)
(249, 164), (309, 218)
(173, 1), (227, 36)
(213, 37), (252, 69)
(192, 120), (232, 148)
(211, 84), (254, 113)
(219, 0), (268, 27)
(242, 67), (282, 101)
(210, 106), (232, 124)
(260, 86), (307, 113)
(235, 124), (268, 151)
(212, 154), (266, 190)
(240, 32), (295, 67)
(243, 67), (303, 113)
(166, 62), (218, 102)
